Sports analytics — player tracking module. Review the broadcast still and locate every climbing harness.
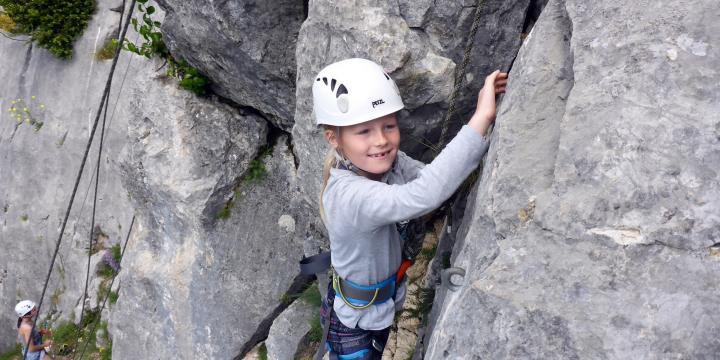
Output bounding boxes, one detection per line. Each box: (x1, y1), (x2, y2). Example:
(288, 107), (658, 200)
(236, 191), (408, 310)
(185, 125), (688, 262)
(301, 216), (425, 360)
(22, 2), (138, 359)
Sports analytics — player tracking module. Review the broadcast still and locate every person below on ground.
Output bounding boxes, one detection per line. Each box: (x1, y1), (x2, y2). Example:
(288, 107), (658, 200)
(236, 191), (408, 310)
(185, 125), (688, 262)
(15, 300), (52, 360)
(313, 57), (507, 359)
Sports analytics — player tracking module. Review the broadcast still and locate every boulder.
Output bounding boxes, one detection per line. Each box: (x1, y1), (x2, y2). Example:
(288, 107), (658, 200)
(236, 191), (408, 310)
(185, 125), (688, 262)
(110, 57), (319, 358)
(426, 0), (720, 357)
(155, 0), (306, 130)
(265, 298), (315, 360)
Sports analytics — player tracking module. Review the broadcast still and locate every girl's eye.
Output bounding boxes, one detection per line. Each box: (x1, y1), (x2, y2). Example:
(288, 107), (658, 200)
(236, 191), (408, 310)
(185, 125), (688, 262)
(385, 124), (397, 130)
(356, 129), (370, 135)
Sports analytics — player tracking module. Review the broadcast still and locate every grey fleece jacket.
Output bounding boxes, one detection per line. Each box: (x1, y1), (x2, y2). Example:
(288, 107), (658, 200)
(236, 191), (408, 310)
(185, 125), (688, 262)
(323, 125), (490, 330)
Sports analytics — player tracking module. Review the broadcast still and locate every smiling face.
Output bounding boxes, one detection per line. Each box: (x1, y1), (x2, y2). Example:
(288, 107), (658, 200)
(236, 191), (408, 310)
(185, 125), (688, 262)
(326, 113), (401, 180)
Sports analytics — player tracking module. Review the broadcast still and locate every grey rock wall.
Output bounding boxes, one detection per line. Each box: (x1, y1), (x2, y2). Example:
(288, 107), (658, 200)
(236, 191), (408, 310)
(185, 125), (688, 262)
(426, 0), (720, 358)
(110, 56), (317, 358)
(155, 0), (306, 130)
(0, 0), (134, 351)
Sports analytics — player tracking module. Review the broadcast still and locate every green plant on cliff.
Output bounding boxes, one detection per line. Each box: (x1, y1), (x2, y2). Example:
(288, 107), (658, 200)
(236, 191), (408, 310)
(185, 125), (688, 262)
(6, 97), (46, 132)
(123, 0), (209, 95)
(95, 38), (119, 60)
(0, 0), (96, 59)
(0, 12), (17, 33)
(215, 148), (272, 220)
(122, 0), (168, 59)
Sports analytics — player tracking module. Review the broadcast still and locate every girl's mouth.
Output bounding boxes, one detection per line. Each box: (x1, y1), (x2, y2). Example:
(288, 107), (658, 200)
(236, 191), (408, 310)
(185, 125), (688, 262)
(368, 150), (391, 160)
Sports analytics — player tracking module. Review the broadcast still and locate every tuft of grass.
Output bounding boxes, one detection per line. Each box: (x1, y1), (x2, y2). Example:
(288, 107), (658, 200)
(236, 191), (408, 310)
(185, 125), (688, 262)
(95, 38), (119, 60)
(19, 214), (28, 221)
(257, 343), (268, 360)
(299, 283), (322, 307)
(108, 290), (119, 305)
(402, 286), (436, 326)
(0, 344), (21, 360)
(52, 320), (80, 353)
(279, 292), (291, 305)
(110, 244), (121, 263)
(420, 244), (437, 260)
(215, 200), (234, 220)
(243, 159), (267, 184)
(96, 263), (116, 278)
(308, 317), (323, 342)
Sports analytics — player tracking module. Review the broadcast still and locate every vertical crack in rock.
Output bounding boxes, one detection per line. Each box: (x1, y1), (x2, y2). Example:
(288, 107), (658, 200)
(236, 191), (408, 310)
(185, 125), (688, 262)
(8, 44), (33, 142)
(18, 44), (33, 100)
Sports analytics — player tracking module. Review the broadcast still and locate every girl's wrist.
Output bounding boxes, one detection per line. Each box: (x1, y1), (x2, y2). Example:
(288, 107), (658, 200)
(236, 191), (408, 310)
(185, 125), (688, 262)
(468, 113), (491, 136)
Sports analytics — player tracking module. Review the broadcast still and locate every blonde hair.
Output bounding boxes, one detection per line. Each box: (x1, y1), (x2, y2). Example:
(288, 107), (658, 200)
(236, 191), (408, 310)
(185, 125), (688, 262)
(319, 125), (339, 225)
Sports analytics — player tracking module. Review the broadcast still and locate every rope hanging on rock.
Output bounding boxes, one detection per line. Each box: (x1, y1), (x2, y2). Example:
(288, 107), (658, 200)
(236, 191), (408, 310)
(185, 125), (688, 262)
(436, 0), (486, 149)
(70, 92), (111, 357)
(23, 1), (137, 358)
(77, 215), (136, 360)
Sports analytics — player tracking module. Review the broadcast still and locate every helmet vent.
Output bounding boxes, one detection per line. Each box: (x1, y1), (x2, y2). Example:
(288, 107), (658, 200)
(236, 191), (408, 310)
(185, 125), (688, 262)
(316, 78), (320, 81)
(336, 84), (348, 98)
(384, 73), (390, 80)
(322, 77), (328, 85)
(331, 79), (337, 91)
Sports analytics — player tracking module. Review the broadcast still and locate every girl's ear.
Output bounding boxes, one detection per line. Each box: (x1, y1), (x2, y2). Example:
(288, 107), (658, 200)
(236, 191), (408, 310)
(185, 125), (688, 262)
(324, 128), (340, 150)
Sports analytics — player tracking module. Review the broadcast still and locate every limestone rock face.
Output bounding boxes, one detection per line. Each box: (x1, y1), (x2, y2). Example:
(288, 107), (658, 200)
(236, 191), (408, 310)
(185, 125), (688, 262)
(0, 0), (134, 351)
(292, 0), (533, 207)
(426, 0), (720, 358)
(109, 55), (317, 358)
(155, 0), (305, 130)
(265, 299), (314, 360)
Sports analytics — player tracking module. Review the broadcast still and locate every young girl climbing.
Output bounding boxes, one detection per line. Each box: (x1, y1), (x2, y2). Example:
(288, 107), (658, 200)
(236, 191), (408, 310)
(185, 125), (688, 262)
(15, 300), (53, 360)
(312, 58), (507, 359)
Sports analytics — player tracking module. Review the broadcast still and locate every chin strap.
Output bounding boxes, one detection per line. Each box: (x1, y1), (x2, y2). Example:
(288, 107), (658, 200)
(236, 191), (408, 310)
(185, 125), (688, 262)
(334, 149), (361, 174)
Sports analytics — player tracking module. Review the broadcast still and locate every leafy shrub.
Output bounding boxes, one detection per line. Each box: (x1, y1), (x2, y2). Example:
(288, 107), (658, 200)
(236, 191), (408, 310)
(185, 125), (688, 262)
(122, 0), (209, 95)
(0, 12), (16, 33)
(170, 60), (210, 95)
(0, 0), (96, 59)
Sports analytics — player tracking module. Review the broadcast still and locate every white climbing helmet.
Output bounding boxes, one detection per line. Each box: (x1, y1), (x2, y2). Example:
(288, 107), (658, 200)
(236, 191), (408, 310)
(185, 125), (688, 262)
(312, 58), (404, 127)
(15, 300), (35, 317)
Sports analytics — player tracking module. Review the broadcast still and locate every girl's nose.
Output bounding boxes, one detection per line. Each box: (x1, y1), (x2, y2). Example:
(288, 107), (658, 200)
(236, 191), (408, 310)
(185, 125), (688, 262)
(374, 129), (388, 147)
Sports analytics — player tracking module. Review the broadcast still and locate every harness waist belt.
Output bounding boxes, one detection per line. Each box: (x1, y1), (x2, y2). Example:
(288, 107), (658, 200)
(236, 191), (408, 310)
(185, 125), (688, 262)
(334, 273), (396, 307)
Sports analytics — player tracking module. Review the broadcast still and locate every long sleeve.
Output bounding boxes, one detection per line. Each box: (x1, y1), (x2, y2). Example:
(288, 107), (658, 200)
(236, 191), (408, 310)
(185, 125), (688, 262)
(325, 125), (489, 229)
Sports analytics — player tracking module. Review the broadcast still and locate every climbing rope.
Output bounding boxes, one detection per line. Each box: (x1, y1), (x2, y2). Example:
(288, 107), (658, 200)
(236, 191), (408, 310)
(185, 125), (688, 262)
(70, 93), (111, 357)
(71, 2), (133, 350)
(23, 1), (137, 358)
(77, 215), (135, 360)
(436, 0), (486, 149)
